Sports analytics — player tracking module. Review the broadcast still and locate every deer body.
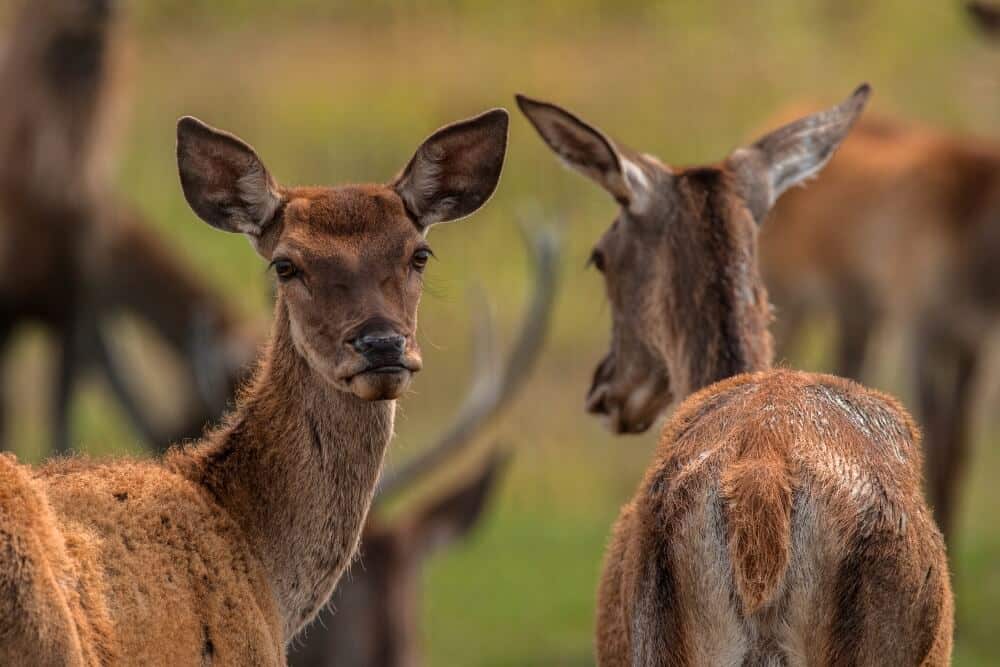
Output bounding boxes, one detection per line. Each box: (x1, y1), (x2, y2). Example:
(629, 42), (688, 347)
(596, 370), (951, 666)
(518, 86), (953, 665)
(0, 108), (509, 665)
(761, 113), (1000, 541)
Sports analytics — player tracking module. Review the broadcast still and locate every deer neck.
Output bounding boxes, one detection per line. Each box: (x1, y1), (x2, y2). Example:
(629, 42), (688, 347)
(169, 296), (395, 639)
(663, 188), (774, 396)
(670, 271), (773, 397)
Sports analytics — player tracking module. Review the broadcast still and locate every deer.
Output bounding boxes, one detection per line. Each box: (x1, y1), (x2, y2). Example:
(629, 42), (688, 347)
(0, 0), (256, 456)
(289, 226), (560, 667)
(0, 106), (509, 665)
(757, 1), (1000, 547)
(518, 84), (954, 665)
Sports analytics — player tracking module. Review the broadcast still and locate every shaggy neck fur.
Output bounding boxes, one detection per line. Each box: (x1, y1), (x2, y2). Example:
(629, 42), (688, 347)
(665, 169), (774, 396)
(168, 296), (395, 639)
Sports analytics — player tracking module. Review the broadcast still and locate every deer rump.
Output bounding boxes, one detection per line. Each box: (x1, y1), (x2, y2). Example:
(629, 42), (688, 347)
(599, 371), (951, 666)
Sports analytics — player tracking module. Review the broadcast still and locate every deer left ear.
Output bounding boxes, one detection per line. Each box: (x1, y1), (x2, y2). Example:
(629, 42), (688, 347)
(392, 109), (509, 229)
(729, 83), (871, 223)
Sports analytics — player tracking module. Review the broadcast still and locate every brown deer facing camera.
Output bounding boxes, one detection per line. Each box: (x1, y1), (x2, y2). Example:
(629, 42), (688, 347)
(0, 0), (256, 454)
(290, 226), (560, 667)
(0, 108), (508, 665)
(519, 86), (953, 665)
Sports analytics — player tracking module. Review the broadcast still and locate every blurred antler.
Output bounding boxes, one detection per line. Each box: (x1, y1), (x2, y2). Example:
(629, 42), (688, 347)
(375, 222), (561, 502)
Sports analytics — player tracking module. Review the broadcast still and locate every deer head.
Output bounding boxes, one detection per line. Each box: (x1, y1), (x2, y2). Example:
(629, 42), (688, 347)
(517, 85), (870, 433)
(176, 109), (508, 401)
(968, 1), (1000, 38)
(21, 0), (117, 87)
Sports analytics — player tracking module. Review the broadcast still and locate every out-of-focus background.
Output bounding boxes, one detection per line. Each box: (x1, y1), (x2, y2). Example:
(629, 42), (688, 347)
(2, 1), (998, 665)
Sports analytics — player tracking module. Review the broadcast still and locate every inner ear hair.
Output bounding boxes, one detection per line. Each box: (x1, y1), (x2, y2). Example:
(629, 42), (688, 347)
(392, 108), (509, 229)
(731, 83), (871, 221)
(515, 94), (637, 206)
(176, 116), (283, 237)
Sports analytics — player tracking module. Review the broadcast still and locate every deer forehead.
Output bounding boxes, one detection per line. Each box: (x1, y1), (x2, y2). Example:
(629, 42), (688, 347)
(279, 186), (422, 259)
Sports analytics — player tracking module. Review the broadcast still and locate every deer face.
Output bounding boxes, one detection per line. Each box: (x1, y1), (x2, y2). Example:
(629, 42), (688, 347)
(176, 110), (508, 401)
(518, 86), (870, 433)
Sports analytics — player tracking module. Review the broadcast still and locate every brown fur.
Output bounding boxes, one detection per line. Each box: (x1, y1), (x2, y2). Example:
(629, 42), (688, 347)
(0, 0), (254, 454)
(0, 108), (508, 664)
(518, 87), (953, 665)
(760, 110), (1000, 542)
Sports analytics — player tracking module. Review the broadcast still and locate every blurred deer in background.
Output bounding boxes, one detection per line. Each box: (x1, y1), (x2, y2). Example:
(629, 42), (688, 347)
(520, 85), (953, 665)
(968, 1), (1000, 38)
(759, 6), (1000, 543)
(0, 0), (256, 455)
(290, 227), (560, 667)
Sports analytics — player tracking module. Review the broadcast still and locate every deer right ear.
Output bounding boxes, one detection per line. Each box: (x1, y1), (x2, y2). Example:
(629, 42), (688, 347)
(729, 84), (871, 222)
(176, 116), (283, 237)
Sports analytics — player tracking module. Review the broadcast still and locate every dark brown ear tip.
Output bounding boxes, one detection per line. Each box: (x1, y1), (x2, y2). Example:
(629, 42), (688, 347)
(176, 115), (213, 143)
(515, 93), (543, 114)
(851, 83), (873, 105)
(482, 107), (510, 131)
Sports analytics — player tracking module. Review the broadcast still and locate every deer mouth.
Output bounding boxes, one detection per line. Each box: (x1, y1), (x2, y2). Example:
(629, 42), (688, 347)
(366, 364), (409, 375)
(586, 371), (672, 435)
(346, 358), (422, 401)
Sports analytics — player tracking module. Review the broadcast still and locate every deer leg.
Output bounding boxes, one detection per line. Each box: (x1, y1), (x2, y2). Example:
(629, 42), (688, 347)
(90, 322), (163, 450)
(915, 327), (980, 544)
(0, 320), (13, 452)
(50, 323), (83, 456)
(832, 284), (879, 381)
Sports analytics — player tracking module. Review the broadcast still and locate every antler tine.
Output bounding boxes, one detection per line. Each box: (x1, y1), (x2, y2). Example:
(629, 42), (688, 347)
(375, 220), (561, 502)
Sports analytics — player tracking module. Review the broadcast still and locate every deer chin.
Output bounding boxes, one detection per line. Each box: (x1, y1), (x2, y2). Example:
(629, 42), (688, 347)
(348, 367), (414, 401)
(587, 372), (672, 435)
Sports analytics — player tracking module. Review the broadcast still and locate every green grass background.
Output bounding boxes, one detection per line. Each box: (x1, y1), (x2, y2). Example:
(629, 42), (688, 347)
(4, 1), (1000, 664)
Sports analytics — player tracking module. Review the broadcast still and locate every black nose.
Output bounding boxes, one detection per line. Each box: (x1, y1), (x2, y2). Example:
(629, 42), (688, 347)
(351, 333), (406, 357)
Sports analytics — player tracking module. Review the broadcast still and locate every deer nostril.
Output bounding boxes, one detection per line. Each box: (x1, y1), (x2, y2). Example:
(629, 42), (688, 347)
(351, 333), (406, 356)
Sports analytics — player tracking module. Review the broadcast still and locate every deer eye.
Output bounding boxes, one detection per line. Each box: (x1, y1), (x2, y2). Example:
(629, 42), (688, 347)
(411, 248), (433, 272)
(588, 248), (606, 273)
(271, 259), (299, 281)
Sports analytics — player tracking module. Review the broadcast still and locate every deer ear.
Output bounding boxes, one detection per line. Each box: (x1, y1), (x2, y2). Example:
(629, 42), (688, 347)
(729, 84), (871, 222)
(176, 116), (283, 237)
(410, 450), (510, 560)
(516, 94), (652, 211)
(392, 109), (509, 229)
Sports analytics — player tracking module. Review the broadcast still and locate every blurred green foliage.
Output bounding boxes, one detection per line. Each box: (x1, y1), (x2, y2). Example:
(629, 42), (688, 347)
(3, 1), (999, 664)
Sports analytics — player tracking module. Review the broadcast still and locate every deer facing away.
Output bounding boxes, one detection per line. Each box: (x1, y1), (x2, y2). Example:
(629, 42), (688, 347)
(0, 108), (509, 665)
(758, 0), (1000, 547)
(518, 85), (953, 665)
(0, 0), (255, 455)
